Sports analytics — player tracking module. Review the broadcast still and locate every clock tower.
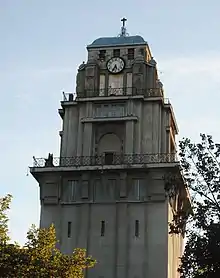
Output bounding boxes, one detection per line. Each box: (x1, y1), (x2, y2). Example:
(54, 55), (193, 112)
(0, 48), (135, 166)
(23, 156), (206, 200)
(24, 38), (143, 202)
(30, 19), (191, 278)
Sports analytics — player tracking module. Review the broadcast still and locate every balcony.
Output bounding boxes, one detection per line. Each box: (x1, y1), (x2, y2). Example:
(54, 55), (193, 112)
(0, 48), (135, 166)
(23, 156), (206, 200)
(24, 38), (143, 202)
(63, 87), (164, 101)
(32, 153), (177, 168)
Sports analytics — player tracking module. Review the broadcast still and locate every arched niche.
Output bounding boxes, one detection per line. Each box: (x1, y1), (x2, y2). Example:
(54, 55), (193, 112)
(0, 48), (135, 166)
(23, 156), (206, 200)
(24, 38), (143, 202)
(97, 133), (122, 165)
(98, 133), (121, 154)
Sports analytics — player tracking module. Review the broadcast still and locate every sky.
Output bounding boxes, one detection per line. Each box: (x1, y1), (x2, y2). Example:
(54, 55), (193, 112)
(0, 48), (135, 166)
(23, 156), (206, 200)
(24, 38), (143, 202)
(0, 0), (220, 244)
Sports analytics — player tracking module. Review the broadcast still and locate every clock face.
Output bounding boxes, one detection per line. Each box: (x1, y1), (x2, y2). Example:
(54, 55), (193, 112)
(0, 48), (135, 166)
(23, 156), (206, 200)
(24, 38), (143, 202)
(107, 57), (125, 74)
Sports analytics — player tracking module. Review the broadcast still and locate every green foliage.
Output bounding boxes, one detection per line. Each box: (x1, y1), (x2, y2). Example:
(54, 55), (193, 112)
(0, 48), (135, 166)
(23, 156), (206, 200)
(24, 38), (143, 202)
(0, 195), (96, 278)
(0, 194), (12, 243)
(175, 134), (220, 278)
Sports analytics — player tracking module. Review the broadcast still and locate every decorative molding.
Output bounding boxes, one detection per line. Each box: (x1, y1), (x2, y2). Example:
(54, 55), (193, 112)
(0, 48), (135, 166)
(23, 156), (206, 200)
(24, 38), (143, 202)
(81, 116), (138, 123)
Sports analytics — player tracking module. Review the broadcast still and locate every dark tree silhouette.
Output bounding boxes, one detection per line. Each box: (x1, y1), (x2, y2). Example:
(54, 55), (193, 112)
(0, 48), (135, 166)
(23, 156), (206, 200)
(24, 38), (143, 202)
(171, 134), (220, 277)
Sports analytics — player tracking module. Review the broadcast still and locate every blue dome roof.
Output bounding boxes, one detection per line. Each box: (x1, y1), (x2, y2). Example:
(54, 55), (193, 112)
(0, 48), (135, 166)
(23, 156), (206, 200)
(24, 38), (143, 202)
(87, 35), (147, 48)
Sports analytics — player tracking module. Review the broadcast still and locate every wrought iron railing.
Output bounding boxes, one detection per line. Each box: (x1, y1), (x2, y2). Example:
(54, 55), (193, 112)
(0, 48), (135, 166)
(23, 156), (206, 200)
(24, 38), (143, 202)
(63, 87), (164, 101)
(32, 153), (177, 168)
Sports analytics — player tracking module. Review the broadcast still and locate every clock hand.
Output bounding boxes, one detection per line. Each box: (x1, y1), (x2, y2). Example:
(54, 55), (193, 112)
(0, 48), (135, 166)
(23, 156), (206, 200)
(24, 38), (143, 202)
(113, 64), (118, 72)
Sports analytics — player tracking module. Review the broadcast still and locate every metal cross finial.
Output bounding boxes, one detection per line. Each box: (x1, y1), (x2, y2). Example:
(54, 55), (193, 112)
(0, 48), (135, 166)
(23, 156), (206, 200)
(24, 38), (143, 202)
(120, 17), (128, 37)
(121, 17), (127, 27)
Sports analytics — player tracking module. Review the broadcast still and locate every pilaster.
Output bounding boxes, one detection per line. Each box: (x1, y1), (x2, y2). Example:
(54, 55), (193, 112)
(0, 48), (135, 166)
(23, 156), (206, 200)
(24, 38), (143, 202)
(125, 120), (134, 153)
(82, 122), (93, 156)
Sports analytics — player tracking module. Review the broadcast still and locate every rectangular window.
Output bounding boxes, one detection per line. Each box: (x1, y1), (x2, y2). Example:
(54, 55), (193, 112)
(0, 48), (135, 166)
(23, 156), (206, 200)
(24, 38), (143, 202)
(67, 221), (72, 238)
(110, 104), (116, 117)
(134, 179), (141, 200)
(94, 104), (101, 117)
(107, 179), (116, 200)
(113, 49), (120, 57)
(127, 179), (143, 200)
(135, 220), (139, 237)
(68, 180), (79, 202)
(101, 221), (105, 236)
(108, 74), (124, 95)
(128, 48), (134, 60)
(99, 50), (106, 60)
(81, 180), (89, 199)
(99, 74), (105, 96)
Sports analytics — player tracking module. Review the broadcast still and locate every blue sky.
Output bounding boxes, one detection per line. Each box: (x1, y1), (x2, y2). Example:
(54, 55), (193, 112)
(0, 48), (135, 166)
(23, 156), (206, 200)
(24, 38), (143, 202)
(1, 0), (220, 244)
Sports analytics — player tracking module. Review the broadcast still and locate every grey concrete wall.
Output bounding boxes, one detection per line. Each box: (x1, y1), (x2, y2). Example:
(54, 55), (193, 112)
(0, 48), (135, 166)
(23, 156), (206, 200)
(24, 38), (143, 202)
(59, 203), (92, 253)
(37, 169), (171, 278)
(87, 204), (117, 278)
(146, 201), (168, 278)
(56, 200), (168, 278)
(40, 204), (62, 244)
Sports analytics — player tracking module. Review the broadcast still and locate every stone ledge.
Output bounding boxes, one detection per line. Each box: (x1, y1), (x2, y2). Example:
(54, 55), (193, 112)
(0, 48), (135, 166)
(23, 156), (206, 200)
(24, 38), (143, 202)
(30, 162), (179, 175)
(81, 116), (138, 123)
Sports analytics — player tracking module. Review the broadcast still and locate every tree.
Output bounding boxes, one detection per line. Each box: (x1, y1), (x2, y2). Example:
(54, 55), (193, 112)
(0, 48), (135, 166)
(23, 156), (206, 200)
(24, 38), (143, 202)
(0, 194), (12, 243)
(170, 134), (220, 278)
(0, 195), (96, 278)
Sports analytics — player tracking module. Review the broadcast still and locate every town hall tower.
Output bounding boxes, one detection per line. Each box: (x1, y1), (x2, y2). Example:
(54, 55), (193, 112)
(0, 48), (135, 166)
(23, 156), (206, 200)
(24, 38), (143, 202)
(31, 19), (190, 278)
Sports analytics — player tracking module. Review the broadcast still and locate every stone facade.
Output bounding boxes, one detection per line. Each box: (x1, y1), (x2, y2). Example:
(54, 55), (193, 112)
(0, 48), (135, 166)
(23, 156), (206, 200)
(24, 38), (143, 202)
(31, 31), (190, 278)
